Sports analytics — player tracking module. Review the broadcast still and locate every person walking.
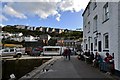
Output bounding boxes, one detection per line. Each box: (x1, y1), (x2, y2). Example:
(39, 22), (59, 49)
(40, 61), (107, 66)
(104, 53), (113, 74)
(68, 48), (71, 60)
(93, 52), (101, 67)
(89, 52), (94, 64)
(63, 48), (68, 59)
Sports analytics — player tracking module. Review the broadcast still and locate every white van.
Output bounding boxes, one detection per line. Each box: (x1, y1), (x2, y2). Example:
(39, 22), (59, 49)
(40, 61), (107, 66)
(42, 46), (65, 56)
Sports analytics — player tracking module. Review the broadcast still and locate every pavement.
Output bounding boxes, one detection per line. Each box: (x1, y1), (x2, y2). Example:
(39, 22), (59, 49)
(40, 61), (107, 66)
(2, 55), (52, 60)
(20, 56), (120, 79)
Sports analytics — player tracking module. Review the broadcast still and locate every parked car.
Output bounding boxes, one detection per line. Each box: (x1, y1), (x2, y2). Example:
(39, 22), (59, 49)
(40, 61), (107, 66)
(36, 46), (43, 52)
(0, 48), (23, 58)
(25, 46), (43, 56)
(30, 48), (41, 56)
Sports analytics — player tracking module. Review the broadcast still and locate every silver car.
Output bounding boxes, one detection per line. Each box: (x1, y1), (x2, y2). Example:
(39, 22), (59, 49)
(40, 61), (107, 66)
(0, 48), (22, 57)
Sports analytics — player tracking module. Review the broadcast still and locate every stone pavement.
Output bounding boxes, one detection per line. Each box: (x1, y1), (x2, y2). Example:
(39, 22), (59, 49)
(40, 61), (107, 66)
(30, 56), (120, 79)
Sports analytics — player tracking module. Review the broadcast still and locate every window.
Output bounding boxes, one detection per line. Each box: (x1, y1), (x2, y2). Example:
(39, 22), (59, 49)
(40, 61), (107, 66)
(91, 43), (93, 51)
(88, 6), (90, 16)
(103, 2), (109, 22)
(88, 37), (90, 50)
(94, 37), (97, 50)
(88, 22), (90, 33)
(10, 49), (14, 52)
(93, 1), (97, 10)
(86, 44), (88, 50)
(98, 41), (102, 52)
(93, 15), (98, 32)
(84, 26), (86, 37)
(45, 48), (59, 52)
(84, 39), (87, 50)
(103, 33), (109, 49)
(4, 49), (9, 52)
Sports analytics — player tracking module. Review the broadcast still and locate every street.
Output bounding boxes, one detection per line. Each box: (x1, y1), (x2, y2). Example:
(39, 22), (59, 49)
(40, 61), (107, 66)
(31, 56), (119, 79)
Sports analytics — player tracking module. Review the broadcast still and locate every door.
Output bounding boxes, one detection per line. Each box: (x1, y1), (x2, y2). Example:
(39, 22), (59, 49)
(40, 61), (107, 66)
(91, 43), (93, 51)
(9, 48), (16, 55)
(2, 49), (10, 56)
(98, 41), (102, 52)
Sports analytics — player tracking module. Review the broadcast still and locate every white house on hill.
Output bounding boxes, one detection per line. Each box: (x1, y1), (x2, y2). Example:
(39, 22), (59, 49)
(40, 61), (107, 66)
(82, 1), (120, 75)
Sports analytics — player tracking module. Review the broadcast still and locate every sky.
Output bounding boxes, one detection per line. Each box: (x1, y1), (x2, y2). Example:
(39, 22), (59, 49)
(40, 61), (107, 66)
(0, 0), (90, 30)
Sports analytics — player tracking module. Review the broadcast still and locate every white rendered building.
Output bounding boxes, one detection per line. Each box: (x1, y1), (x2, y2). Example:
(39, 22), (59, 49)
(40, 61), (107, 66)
(82, 1), (120, 75)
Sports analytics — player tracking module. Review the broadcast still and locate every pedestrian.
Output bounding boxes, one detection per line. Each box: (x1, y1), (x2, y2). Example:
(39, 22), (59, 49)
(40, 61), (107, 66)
(63, 48), (68, 59)
(68, 48), (71, 60)
(110, 53), (114, 74)
(89, 52), (94, 64)
(98, 55), (103, 71)
(104, 53), (113, 75)
(87, 50), (90, 57)
(93, 52), (101, 67)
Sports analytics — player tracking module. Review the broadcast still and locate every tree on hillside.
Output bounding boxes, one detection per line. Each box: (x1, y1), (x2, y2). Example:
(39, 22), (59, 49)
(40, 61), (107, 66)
(48, 38), (57, 46)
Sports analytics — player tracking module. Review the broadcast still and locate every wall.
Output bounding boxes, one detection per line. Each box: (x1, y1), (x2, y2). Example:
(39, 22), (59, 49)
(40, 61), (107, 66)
(117, 1), (120, 71)
(83, 2), (120, 71)
(0, 27), (2, 79)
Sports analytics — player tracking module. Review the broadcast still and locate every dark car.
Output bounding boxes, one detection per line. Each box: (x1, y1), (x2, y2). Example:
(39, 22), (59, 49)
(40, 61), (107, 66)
(30, 47), (43, 56)
(37, 46), (43, 52)
(30, 48), (41, 56)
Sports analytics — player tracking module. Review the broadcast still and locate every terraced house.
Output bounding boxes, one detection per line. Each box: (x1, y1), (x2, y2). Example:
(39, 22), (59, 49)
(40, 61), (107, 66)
(82, 1), (120, 75)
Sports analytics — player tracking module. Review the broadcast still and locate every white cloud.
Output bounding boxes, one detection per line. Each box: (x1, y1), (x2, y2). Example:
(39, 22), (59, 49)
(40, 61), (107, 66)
(0, 15), (8, 21)
(56, 14), (61, 21)
(0, 24), (5, 27)
(3, 5), (27, 19)
(2, 0), (62, 2)
(32, 2), (58, 19)
(59, 0), (90, 12)
(2, 0), (90, 21)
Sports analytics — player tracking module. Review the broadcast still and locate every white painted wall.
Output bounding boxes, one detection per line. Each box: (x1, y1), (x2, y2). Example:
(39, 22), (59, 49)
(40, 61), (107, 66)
(118, 1), (120, 71)
(83, 2), (120, 71)
(0, 31), (2, 79)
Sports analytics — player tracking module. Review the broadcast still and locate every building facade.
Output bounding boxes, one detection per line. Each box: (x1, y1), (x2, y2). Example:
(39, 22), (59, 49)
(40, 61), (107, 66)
(82, 1), (120, 74)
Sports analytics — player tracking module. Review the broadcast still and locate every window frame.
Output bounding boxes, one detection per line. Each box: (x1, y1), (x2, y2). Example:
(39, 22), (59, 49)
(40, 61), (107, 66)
(94, 37), (97, 50)
(88, 21), (90, 33)
(10, 49), (15, 52)
(88, 6), (90, 16)
(93, 1), (97, 10)
(93, 15), (98, 32)
(103, 33), (109, 49)
(103, 2), (109, 23)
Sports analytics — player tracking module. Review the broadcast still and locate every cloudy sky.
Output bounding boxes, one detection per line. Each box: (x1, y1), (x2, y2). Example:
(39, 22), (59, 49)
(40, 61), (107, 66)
(0, 0), (90, 30)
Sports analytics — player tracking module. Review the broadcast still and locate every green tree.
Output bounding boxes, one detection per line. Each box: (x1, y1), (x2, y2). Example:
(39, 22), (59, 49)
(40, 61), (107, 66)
(48, 38), (57, 46)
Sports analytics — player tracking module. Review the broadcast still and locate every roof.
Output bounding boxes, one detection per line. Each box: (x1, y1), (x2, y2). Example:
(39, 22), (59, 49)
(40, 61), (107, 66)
(82, 1), (91, 16)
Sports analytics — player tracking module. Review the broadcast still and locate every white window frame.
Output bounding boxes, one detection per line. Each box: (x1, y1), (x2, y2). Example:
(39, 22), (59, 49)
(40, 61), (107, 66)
(93, 1), (97, 10)
(84, 39), (87, 50)
(103, 33), (109, 49)
(94, 37), (97, 50)
(88, 22), (90, 33)
(88, 37), (90, 50)
(88, 6), (90, 16)
(103, 2), (109, 21)
(93, 15), (98, 32)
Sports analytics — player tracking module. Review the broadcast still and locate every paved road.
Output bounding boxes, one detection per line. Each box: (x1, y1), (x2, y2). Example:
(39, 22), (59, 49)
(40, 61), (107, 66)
(33, 56), (117, 79)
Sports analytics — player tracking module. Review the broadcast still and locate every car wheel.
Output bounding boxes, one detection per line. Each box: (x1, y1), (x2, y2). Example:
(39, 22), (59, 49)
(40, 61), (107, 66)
(16, 53), (22, 58)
